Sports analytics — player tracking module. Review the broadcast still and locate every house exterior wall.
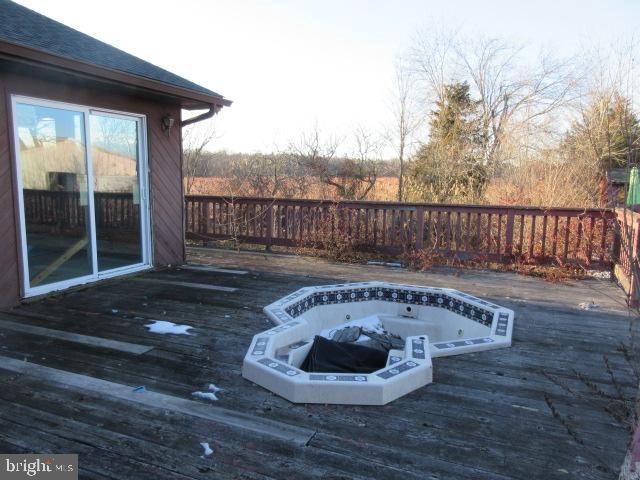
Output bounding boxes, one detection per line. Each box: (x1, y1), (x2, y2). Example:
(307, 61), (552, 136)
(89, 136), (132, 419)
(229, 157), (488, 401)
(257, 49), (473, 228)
(0, 61), (185, 308)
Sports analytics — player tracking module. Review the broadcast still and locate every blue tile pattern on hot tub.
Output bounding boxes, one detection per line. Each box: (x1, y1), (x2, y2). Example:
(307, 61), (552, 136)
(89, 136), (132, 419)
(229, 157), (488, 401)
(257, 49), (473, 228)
(265, 320), (301, 336)
(433, 337), (494, 349)
(283, 287), (495, 327)
(258, 357), (301, 376)
(388, 355), (402, 366)
(495, 312), (509, 336)
(411, 339), (426, 359)
(377, 361), (419, 379)
(270, 308), (291, 323)
(309, 374), (368, 382)
(251, 337), (269, 356)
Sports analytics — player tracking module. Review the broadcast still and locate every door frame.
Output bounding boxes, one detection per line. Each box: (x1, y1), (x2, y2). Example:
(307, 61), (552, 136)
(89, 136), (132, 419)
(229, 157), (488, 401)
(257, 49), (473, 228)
(11, 95), (152, 298)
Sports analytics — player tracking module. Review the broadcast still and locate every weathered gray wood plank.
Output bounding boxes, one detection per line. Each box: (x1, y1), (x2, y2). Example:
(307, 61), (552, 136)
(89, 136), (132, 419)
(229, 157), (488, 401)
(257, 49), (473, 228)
(0, 248), (632, 479)
(131, 277), (238, 292)
(0, 317), (153, 354)
(0, 356), (315, 446)
(181, 264), (249, 274)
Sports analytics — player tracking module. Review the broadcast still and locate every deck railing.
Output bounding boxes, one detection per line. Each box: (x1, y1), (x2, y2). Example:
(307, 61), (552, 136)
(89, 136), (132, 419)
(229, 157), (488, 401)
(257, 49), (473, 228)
(16, 191), (640, 304)
(615, 208), (640, 305)
(185, 195), (618, 268)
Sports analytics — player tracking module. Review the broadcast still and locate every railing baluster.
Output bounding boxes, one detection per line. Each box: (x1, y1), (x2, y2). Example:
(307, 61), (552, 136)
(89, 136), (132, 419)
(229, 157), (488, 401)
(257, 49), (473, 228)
(505, 210), (514, 257)
(465, 212), (472, 252)
(528, 215), (536, 259)
(415, 207), (424, 250)
(445, 211), (452, 251)
(552, 216), (559, 257)
(541, 215), (548, 259)
(518, 215), (525, 255)
(364, 208), (369, 243)
(382, 209), (387, 246)
(487, 213), (493, 254)
(563, 217), (571, 263)
(600, 218), (608, 263)
(373, 208), (378, 246)
(497, 213), (502, 255)
(299, 205), (304, 244)
(575, 217), (584, 261)
(455, 211), (462, 252)
(587, 216), (595, 264)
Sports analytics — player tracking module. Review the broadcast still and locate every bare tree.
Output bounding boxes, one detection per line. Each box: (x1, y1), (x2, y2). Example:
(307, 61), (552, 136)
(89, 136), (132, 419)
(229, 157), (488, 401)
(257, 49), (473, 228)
(182, 123), (217, 194)
(387, 59), (422, 201)
(226, 152), (312, 198)
(289, 125), (342, 197)
(289, 125), (382, 200)
(570, 40), (640, 172)
(349, 127), (382, 200)
(408, 30), (576, 174)
(459, 38), (576, 172)
(408, 25), (459, 105)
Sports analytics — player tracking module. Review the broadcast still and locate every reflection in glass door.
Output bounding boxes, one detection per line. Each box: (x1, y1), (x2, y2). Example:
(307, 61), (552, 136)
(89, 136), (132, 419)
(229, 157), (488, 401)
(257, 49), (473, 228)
(90, 113), (144, 272)
(14, 102), (93, 287)
(13, 97), (150, 296)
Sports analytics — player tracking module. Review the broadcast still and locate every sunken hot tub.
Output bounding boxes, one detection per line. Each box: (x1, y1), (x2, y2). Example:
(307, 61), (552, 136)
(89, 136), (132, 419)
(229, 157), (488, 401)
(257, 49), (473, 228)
(242, 282), (514, 405)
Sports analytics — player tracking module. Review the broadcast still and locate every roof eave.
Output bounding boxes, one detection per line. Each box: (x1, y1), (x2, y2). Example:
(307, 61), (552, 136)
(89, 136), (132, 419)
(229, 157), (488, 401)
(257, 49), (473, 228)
(0, 39), (232, 109)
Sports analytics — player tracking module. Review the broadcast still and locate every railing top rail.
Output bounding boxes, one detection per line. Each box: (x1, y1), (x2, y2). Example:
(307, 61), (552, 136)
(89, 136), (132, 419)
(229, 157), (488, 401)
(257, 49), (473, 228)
(185, 195), (616, 217)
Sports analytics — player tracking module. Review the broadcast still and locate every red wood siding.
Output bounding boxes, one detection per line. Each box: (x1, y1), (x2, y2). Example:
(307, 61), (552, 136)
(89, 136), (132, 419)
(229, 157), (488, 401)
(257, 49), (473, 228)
(148, 112), (185, 266)
(0, 74), (21, 307)
(0, 61), (185, 308)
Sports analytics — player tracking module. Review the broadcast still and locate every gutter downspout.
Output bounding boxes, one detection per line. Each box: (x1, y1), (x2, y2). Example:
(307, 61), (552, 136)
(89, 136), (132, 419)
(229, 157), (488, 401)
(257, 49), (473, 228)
(181, 104), (221, 127)
(179, 103), (221, 258)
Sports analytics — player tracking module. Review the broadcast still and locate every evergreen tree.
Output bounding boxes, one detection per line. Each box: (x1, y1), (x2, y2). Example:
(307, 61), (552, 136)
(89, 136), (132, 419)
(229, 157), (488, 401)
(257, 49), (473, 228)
(563, 91), (640, 173)
(406, 82), (486, 203)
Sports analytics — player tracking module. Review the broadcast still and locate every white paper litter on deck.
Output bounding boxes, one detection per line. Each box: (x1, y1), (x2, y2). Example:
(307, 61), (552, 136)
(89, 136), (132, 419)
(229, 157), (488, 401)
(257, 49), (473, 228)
(578, 301), (600, 310)
(320, 314), (386, 342)
(366, 261), (404, 268)
(207, 384), (222, 393)
(192, 391), (218, 401)
(200, 442), (213, 456)
(586, 270), (611, 280)
(145, 320), (193, 335)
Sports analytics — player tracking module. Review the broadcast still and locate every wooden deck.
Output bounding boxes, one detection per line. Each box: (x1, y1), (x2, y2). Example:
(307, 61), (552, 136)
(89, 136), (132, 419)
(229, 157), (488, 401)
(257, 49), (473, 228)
(0, 247), (635, 479)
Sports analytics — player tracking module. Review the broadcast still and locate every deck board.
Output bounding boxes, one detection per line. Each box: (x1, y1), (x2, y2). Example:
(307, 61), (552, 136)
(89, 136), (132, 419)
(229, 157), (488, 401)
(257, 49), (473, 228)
(0, 247), (634, 479)
(0, 318), (153, 354)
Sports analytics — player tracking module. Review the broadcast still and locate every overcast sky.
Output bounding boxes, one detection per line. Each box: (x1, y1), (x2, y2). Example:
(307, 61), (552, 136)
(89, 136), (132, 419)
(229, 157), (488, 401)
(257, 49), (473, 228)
(15, 0), (640, 155)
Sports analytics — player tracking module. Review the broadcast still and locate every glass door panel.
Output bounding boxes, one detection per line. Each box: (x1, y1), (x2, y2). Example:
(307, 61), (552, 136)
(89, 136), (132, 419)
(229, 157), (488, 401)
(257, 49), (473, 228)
(89, 113), (143, 272)
(15, 103), (93, 287)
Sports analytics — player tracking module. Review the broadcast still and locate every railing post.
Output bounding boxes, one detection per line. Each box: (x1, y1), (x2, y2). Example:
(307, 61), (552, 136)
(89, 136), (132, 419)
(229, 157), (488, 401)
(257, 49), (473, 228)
(630, 218), (640, 307)
(265, 203), (273, 251)
(613, 209), (622, 262)
(415, 206), (425, 250)
(184, 197), (190, 239)
(504, 210), (515, 257)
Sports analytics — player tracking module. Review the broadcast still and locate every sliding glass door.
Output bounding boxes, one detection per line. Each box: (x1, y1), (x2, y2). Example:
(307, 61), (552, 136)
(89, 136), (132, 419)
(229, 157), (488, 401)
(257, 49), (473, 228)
(90, 113), (145, 272)
(13, 102), (93, 287)
(12, 96), (150, 296)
